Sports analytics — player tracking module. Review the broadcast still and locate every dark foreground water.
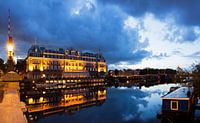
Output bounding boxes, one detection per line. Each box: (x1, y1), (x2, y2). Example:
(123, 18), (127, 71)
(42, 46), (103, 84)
(34, 84), (179, 123)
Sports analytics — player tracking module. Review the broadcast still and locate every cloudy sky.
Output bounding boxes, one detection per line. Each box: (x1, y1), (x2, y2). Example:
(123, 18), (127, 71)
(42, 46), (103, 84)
(0, 0), (200, 70)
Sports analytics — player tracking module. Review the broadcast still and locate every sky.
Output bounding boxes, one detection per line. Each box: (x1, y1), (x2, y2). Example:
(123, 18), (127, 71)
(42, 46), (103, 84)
(0, 0), (200, 70)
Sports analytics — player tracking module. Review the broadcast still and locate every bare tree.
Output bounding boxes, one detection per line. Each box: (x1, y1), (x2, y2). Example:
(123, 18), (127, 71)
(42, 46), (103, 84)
(192, 63), (200, 97)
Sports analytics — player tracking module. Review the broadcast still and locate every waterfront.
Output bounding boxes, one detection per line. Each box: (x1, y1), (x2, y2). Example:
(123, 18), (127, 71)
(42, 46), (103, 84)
(1, 1), (200, 123)
(31, 83), (179, 123)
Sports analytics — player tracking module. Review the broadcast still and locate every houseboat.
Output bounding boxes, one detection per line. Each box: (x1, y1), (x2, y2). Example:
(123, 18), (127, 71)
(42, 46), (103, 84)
(160, 86), (196, 121)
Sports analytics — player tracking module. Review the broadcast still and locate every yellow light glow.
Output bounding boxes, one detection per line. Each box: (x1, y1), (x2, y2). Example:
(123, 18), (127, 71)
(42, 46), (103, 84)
(26, 56), (107, 76)
(7, 44), (14, 51)
(28, 98), (34, 104)
(41, 74), (46, 78)
(39, 97), (44, 103)
(40, 66), (43, 71)
(98, 90), (106, 95)
(29, 65), (33, 71)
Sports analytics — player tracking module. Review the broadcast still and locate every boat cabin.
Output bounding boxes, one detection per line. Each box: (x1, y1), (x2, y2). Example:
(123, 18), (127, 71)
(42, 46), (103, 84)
(162, 87), (194, 113)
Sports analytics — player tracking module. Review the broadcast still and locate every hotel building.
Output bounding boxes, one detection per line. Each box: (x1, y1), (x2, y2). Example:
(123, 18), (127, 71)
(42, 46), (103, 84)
(26, 45), (107, 79)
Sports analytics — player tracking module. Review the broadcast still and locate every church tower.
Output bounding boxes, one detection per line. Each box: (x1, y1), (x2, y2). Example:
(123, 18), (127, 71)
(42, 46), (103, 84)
(6, 10), (15, 72)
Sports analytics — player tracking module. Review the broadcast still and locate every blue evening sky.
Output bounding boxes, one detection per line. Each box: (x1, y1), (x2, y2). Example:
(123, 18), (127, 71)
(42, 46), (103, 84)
(0, 0), (200, 69)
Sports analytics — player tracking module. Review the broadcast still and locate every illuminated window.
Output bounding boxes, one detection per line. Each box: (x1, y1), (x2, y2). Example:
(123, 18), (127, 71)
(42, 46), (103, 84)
(39, 97), (44, 103)
(28, 98), (34, 104)
(171, 101), (178, 110)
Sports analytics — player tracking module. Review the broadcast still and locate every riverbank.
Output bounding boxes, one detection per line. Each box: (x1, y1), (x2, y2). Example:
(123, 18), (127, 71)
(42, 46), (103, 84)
(0, 82), (27, 123)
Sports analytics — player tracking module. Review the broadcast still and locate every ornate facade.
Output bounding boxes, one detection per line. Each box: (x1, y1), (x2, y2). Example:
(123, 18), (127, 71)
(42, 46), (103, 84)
(26, 45), (107, 79)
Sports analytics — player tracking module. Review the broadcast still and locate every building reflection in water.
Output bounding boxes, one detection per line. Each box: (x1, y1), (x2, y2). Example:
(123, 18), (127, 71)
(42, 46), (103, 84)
(20, 78), (106, 121)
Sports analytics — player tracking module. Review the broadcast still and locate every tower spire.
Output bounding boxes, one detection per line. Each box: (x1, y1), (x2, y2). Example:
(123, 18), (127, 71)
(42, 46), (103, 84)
(34, 37), (37, 45)
(6, 9), (15, 72)
(8, 9), (11, 37)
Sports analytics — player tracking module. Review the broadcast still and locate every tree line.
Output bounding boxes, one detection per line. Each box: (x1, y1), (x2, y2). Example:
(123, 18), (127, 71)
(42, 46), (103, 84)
(0, 58), (26, 76)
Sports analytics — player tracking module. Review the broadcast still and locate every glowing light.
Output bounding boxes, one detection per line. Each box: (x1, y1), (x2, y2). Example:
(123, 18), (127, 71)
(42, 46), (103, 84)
(39, 97), (44, 103)
(41, 74), (46, 78)
(29, 65), (33, 71)
(7, 44), (14, 51)
(40, 66), (43, 71)
(28, 98), (34, 104)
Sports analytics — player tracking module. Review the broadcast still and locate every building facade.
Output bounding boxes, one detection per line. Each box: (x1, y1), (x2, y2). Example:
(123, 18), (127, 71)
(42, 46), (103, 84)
(26, 45), (107, 79)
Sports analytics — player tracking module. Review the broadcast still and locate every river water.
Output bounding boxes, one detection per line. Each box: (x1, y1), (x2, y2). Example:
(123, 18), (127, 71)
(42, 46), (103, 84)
(33, 83), (179, 123)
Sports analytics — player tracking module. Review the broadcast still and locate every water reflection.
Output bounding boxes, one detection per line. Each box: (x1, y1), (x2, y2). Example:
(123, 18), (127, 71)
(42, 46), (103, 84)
(20, 80), (179, 123)
(20, 79), (106, 122)
(104, 84), (179, 123)
(27, 87), (106, 116)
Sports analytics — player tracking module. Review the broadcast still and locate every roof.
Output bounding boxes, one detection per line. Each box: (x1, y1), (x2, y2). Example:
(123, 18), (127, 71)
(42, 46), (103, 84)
(27, 45), (106, 61)
(162, 87), (193, 100)
(198, 99), (200, 104)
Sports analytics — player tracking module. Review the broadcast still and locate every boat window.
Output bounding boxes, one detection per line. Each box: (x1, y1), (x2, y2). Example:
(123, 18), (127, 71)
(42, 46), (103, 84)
(171, 101), (178, 110)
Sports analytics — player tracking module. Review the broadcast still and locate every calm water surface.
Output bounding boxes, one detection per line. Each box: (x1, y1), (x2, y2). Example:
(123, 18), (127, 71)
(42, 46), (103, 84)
(34, 84), (179, 123)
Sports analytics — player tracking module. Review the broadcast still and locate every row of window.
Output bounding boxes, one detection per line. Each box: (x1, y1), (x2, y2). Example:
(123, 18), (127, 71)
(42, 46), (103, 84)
(30, 60), (103, 67)
(45, 79), (104, 83)
(31, 65), (99, 71)
(42, 84), (104, 90)
(30, 53), (104, 61)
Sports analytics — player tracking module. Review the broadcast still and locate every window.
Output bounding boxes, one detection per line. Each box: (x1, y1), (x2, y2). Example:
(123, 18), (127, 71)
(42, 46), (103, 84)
(33, 60), (39, 64)
(171, 101), (178, 110)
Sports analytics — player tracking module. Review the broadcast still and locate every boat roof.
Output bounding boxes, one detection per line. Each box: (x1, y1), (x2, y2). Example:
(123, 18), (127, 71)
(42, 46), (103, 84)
(198, 99), (200, 104)
(162, 87), (193, 99)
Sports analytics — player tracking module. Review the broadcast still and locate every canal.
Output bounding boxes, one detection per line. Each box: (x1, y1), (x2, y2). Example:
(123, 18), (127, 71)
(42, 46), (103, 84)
(32, 83), (179, 123)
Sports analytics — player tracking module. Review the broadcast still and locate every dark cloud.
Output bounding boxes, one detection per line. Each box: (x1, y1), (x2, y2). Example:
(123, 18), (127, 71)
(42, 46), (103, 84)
(99, 0), (200, 26)
(0, 0), (200, 66)
(150, 53), (169, 60)
(0, 0), (150, 64)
